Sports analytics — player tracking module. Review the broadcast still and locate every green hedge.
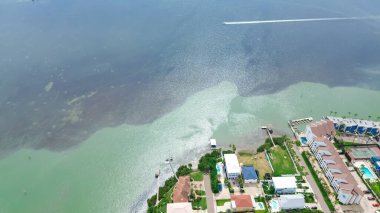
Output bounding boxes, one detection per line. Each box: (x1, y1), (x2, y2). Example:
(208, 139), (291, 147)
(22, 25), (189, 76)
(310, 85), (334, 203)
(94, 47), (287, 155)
(301, 151), (335, 212)
(210, 160), (219, 193)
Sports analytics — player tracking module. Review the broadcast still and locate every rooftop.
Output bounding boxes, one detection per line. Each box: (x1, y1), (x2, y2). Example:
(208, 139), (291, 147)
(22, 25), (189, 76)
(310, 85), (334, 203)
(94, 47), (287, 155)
(242, 166), (258, 180)
(167, 202), (193, 213)
(224, 154), (241, 174)
(172, 176), (191, 203)
(231, 194), (254, 208)
(272, 176), (297, 189)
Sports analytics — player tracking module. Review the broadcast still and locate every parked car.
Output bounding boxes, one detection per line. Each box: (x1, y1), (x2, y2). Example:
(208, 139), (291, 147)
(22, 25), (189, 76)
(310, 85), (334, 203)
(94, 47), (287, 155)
(311, 206), (318, 210)
(372, 202), (379, 207)
(368, 196), (376, 200)
(363, 190), (371, 194)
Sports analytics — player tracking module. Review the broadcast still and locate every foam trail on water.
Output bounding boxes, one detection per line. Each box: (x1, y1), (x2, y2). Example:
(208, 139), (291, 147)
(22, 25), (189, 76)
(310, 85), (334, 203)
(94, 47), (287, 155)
(224, 16), (380, 25)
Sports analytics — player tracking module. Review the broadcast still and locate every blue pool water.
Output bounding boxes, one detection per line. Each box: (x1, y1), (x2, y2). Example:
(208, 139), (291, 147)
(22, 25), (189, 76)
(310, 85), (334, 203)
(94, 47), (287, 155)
(272, 200), (278, 209)
(258, 202), (264, 208)
(216, 163), (221, 175)
(361, 167), (375, 180)
(301, 137), (307, 144)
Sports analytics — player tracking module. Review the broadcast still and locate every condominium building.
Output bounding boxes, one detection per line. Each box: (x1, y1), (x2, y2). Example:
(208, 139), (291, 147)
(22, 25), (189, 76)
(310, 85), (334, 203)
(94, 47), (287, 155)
(306, 120), (363, 204)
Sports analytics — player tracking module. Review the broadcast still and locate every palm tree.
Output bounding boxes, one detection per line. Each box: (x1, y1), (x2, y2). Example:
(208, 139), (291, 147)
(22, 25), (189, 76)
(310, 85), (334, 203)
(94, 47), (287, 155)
(334, 112), (337, 116)
(354, 113), (358, 118)
(368, 115), (372, 120)
(348, 112), (351, 117)
(377, 116), (380, 121)
(330, 111), (333, 115)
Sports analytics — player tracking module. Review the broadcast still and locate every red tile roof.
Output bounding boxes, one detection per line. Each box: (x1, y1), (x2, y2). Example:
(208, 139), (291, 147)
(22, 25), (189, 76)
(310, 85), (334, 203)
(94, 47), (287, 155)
(173, 176), (191, 203)
(231, 195), (254, 208)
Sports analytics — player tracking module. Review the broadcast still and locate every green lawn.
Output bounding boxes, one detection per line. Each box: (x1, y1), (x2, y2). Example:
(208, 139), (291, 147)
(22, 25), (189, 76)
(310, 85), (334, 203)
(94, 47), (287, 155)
(304, 193), (316, 203)
(190, 171), (204, 181)
(269, 146), (297, 176)
(216, 199), (231, 206)
(370, 182), (380, 197)
(195, 190), (206, 196)
(192, 197), (207, 210)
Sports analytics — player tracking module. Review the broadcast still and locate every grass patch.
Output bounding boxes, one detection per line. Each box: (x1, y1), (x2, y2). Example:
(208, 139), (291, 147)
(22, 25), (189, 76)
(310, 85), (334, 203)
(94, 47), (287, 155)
(301, 151), (335, 212)
(216, 199), (231, 206)
(304, 193), (316, 203)
(195, 190), (206, 196)
(190, 171), (204, 181)
(269, 146), (296, 176)
(370, 181), (380, 197)
(252, 152), (272, 179)
(192, 197), (207, 210)
(237, 152), (254, 166)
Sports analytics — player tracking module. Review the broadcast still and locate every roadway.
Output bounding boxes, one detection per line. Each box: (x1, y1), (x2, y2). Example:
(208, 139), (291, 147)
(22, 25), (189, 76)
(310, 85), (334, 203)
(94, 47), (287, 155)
(291, 144), (331, 213)
(203, 174), (216, 213)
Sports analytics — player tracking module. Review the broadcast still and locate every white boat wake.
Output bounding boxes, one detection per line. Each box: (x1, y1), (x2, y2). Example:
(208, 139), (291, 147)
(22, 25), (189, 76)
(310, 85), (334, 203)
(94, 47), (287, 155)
(224, 16), (380, 25)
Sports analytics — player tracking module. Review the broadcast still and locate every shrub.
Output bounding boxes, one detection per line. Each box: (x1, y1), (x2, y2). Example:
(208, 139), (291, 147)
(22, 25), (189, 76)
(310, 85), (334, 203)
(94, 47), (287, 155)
(210, 160), (219, 193)
(176, 165), (192, 177)
(198, 150), (220, 172)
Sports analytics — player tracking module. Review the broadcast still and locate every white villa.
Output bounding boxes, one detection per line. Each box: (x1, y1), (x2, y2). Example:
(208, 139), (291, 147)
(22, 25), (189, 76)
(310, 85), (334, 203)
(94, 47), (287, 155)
(279, 194), (305, 210)
(272, 176), (297, 194)
(224, 154), (241, 179)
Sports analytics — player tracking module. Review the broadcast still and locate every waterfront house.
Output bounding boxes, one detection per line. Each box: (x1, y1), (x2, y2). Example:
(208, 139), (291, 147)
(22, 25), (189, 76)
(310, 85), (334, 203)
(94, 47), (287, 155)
(305, 120), (335, 145)
(230, 194), (255, 212)
(279, 194), (305, 210)
(224, 154), (241, 179)
(242, 166), (258, 183)
(306, 120), (363, 204)
(167, 202), (193, 213)
(272, 176), (297, 194)
(172, 176), (191, 203)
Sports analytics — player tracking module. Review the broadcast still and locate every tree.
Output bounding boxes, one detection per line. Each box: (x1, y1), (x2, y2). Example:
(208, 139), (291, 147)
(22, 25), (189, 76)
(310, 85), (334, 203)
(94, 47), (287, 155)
(377, 116), (380, 121)
(369, 115), (372, 120)
(330, 111), (333, 115)
(334, 112), (337, 116)
(348, 112), (351, 116)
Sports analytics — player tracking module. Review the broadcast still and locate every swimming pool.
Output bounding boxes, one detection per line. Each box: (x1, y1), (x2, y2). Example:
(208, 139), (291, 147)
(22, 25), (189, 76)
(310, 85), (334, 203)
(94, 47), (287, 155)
(361, 167), (376, 180)
(255, 202), (265, 210)
(300, 137), (307, 144)
(271, 200), (280, 212)
(216, 163), (222, 175)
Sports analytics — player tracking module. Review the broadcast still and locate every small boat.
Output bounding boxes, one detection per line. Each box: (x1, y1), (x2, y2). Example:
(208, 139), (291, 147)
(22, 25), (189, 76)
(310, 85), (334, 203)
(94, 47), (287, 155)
(155, 169), (160, 178)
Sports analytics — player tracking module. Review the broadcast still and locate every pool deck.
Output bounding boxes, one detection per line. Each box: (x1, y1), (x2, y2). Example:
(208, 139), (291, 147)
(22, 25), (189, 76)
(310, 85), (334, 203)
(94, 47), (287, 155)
(354, 161), (378, 181)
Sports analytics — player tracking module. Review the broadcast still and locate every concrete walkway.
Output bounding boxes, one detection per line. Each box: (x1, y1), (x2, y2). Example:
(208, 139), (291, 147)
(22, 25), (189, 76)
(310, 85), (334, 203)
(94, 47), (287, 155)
(203, 174), (215, 213)
(292, 144), (331, 213)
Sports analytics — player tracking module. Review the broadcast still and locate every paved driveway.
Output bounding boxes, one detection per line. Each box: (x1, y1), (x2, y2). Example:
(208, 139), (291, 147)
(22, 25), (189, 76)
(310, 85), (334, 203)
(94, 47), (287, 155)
(292, 144), (331, 213)
(203, 174), (215, 213)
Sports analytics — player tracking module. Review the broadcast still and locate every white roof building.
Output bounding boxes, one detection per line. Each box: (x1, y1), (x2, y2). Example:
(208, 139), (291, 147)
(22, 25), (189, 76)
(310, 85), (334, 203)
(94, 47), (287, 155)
(167, 202), (193, 213)
(272, 176), (297, 194)
(279, 194), (305, 210)
(224, 154), (241, 178)
(210, 138), (217, 148)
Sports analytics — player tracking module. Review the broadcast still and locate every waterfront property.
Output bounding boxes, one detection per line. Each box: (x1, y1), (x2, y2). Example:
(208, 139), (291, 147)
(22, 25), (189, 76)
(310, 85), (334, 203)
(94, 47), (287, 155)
(224, 154), (241, 179)
(371, 156), (380, 176)
(279, 194), (305, 210)
(242, 166), (258, 183)
(167, 202), (193, 213)
(272, 176), (297, 194)
(347, 145), (380, 160)
(172, 176), (191, 203)
(230, 195), (254, 212)
(306, 119), (363, 204)
(326, 116), (380, 136)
